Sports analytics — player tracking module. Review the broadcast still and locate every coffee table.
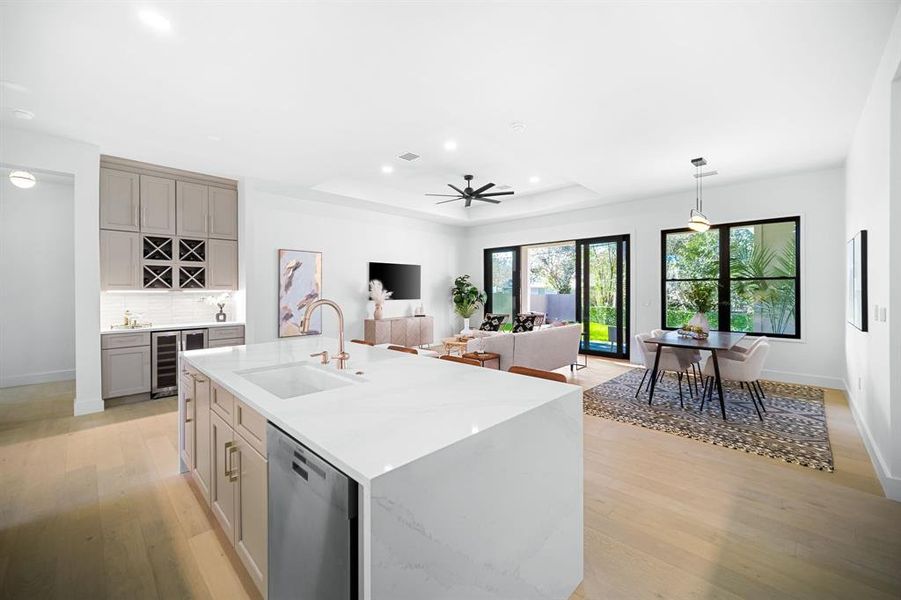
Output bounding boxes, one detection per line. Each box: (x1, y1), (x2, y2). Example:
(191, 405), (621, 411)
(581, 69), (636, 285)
(462, 351), (501, 369)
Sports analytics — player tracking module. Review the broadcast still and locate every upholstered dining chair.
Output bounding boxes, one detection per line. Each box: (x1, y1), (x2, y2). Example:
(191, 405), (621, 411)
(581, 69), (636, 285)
(719, 336), (769, 400)
(508, 365), (567, 383)
(439, 355), (480, 366)
(351, 339), (374, 346)
(387, 345), (418, 355)
(700, 342), (770, 420)
(651, 328), (702, 395)
(634, 333), (692, 407)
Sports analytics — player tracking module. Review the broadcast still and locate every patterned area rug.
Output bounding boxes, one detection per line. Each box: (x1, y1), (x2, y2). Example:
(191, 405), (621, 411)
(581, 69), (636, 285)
(584, 369), (834, 472)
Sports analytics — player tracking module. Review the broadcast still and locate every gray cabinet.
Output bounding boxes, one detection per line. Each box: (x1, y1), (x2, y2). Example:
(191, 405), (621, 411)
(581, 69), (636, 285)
(210, 410), (237, 544)
(235, 434), (268, 594)
(207, 239), (238, 290)
(177, 181), (209, 237)
(100, 168), (140, 232)
(209, 187), (238, 240)
(140, 175), (176, 235)
(191, 371), (212, 504)
(101, 345), (151, 398)
(100, 230), (141, 290)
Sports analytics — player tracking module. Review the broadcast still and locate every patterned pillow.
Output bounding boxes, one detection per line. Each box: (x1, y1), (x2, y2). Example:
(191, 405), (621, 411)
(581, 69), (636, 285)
(511, 314), (538, 333)
(524, 312), (546, 327)
(479, 313), (507, 331)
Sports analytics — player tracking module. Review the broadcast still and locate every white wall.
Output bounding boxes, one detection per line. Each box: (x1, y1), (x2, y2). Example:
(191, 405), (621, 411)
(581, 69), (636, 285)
(0, 128), (102, 415)
(463, 167), (846, 389)
(844, 10), (901, 500)
(0, 170), (75, 387)
(241, 180), (463, 345)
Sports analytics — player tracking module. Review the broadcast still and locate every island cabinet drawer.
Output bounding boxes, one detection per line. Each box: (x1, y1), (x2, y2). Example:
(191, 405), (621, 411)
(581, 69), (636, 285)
(235, 400), (267, 458)
(101, 331), (151, 349)
(209, 325), (244, 341)
(208, 337), (244, 349)
(211, 381), (235, 424)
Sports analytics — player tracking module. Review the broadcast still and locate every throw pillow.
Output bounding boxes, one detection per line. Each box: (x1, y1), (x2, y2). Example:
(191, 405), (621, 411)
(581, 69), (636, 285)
(512, 314), (538, 333)
(479, 313), (507, 331)
(525, 311), (546, 327)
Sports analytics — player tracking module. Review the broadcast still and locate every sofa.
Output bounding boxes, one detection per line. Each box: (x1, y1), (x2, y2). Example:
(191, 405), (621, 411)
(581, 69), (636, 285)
(465, 323), (582, 372)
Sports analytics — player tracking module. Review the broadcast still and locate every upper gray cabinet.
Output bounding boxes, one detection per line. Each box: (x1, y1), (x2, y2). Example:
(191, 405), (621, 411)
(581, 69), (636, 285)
(140, 175), (176, 235)
(177, 181), (210, 237)
(208, 239), (238, 290)
(100, 230), (141, 290)
(209, 187), (238, 240)
(100, 168), (140, 232)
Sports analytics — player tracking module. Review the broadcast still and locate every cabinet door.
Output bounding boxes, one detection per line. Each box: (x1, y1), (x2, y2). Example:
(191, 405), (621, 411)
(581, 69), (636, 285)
(176, 181), (209, 237)
(210, 411), (237, 544)
(100, 168), (140, 231)
(420, 316), (434, 345)
(140, 175), (176, 235)
(207, 239), (238, 290)
(405, 318), (420, 346)
(390, 319), (407, 346)
(100, 230), (141, 290)
(191, 373), (212, 504)
(234, 437), (268, 595)
(208, 187), (238, 240)
(181, 373), (195, 469)
(101, 346), (151, 398)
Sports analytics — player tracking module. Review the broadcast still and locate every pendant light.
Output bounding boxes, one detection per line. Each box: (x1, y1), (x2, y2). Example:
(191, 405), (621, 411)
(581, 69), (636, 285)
(687, 157), (711, 232)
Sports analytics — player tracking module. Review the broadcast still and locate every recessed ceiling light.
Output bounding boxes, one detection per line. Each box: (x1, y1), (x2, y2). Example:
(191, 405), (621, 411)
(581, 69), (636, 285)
(529, 176), (541, 184)
(138, 9), (172, 34)
(9, 170), (36, 189)
(381, 165), (394, 174)
(510, 121), (526, 133)
(444, 140), (457, 151)
(13, 109), (34, 120)
(207, 135), (222, 142)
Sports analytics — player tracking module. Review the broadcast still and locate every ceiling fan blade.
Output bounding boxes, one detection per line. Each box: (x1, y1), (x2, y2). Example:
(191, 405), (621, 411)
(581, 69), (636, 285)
(435, 197), (463, 205)
(476, 191), (515, 197)
(448, 184), (466, 196)
(465, 196), (472, 208)
(425, 193), (461, 197)
(475, 197), (502, 204)
(471, 182), (495, 196)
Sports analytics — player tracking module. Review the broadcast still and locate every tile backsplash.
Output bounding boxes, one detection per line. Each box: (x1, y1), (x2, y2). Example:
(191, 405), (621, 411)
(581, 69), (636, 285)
(100, 293), (238, 330)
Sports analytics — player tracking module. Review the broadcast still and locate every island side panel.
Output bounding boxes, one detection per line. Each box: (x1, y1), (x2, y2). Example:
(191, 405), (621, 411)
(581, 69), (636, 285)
(369, 387), (583, 600)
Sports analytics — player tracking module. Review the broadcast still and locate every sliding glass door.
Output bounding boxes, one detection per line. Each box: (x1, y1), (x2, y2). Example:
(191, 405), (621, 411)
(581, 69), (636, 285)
(484, 247), (519, 328)
(578, 236), (629, 358)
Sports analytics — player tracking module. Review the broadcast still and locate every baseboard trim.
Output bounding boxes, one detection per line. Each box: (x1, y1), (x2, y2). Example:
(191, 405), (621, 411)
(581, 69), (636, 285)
(843, 380), (901, 502)
(0, 369), (75, 389)
(74, 396), (104, 416)
(759, 368), (844, 390)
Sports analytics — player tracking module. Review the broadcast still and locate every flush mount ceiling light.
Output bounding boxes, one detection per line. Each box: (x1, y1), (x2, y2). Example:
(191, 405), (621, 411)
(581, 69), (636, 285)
(9, 170), (36, 189)
(444, 140), (457, 151)
(138, 9), (172, 34)
(381, 165), (394, 174)
(13, 109), (34, 120)
(509, 121), (526, 133)
(687, 157), (715, 232)
(207, 135), (222, 142)
(529, 175), (541, 184)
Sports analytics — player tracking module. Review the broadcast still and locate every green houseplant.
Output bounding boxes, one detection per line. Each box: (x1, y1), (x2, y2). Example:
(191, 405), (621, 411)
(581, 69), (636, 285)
(683, 280), (716, 333)
(451, 275), (486, 334)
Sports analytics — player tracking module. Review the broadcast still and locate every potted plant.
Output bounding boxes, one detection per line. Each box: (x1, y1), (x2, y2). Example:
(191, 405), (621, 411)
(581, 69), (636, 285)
(682, 281), (716, 333)
(369, 279), (392, 320)
(451, 275), (486, 334)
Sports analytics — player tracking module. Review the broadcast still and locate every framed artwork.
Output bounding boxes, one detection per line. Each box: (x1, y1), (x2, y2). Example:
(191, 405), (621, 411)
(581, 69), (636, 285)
(847, 230), (867, 332)
(278, 249), (322, 338)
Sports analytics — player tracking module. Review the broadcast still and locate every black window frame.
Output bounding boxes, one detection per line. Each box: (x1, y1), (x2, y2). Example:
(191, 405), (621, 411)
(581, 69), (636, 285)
(483, 246), (521, 317)
(660, 215), (801, 339)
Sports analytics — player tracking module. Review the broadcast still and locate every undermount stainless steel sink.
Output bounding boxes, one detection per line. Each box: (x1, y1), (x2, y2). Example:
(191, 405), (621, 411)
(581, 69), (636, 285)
(237, 361), (364, 399)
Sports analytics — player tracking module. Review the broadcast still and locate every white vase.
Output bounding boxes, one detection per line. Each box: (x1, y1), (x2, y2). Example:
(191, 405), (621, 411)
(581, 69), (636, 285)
(374, 304), (383, 320)
(688, 312), (710, 333)
(460, 316), (472, 335)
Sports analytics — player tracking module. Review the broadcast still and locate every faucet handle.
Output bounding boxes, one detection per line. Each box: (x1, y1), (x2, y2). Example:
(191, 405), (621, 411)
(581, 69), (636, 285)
(310, 351), (330, 365)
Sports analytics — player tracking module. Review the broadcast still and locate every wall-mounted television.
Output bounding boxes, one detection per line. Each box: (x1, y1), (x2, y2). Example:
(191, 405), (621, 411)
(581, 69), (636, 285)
(369, 262), (421, 300)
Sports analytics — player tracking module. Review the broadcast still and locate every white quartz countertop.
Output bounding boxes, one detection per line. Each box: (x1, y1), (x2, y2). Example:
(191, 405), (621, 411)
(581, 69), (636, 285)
(100, 321), (244, 335)
(182, 336), (579, 486)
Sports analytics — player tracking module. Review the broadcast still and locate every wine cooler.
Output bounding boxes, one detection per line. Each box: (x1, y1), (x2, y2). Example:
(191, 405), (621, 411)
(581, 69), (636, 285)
(151, 329), (208, 397)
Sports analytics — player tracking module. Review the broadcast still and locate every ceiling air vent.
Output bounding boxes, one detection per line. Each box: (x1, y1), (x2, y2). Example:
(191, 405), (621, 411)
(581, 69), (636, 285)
(398, 152), (420, 161)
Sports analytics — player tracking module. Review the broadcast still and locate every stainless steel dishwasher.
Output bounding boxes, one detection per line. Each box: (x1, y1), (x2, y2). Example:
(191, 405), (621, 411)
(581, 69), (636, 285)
(268, 423), (358, 600)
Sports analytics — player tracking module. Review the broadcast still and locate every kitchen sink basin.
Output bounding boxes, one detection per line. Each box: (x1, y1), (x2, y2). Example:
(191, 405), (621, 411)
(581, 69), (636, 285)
(237, 361), (364, 399)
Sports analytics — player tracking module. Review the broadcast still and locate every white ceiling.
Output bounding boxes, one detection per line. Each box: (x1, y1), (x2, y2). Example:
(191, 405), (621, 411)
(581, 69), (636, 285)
(1, 1), (897, 225)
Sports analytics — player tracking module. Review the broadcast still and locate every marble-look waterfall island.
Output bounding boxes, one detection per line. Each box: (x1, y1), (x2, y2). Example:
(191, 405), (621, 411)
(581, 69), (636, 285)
(179, 332), (583, 599)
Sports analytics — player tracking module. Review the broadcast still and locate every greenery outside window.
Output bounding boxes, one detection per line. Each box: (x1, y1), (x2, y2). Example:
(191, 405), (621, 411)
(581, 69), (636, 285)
(661, 216), (801, 338)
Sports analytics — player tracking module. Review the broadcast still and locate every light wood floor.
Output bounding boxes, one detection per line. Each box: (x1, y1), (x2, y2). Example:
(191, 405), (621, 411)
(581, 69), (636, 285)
(1, 360), (899, 599)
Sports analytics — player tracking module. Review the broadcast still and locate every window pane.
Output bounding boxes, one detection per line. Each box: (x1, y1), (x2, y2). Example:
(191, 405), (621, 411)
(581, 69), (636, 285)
(664, 230), (719, 279)
(730, 220), (797, 278)
(665, 281), (719, 330)
(489, 250), (515, 322)
(526, 243), (576, 322)
(730, 278), (797, 335)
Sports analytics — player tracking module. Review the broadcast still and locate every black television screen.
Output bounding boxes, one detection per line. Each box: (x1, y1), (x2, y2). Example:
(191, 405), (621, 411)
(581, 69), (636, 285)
(369, 262), (421, 300)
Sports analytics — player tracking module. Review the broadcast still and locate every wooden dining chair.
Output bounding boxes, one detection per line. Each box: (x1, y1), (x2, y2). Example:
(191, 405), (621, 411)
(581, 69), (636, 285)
(439, 355), (481, 366)
(350, 339), (374, 346)
(508, 365), (567, 383)
(387, 345), (418, 355)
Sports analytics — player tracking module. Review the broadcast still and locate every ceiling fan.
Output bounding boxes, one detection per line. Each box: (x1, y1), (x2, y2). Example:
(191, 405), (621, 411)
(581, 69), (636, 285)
(426, 174), (514, 207)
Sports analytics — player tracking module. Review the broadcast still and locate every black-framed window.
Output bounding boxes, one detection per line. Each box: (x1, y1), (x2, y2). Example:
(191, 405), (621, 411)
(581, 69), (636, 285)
(661, 216), (801, 338)
(483, 247), (520, 326)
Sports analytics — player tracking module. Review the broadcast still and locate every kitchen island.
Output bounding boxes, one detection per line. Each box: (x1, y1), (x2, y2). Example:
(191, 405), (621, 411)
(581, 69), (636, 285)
(180, 336), (583, 600)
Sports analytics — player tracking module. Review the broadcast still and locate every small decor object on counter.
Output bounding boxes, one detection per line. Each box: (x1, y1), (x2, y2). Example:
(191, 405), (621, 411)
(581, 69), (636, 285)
(451, 274), (486, 335)
(414, 303), (425, 317)
(369, 279), (393, 320)
(279, 249), (322, 337)
(203, 292), (232, 323)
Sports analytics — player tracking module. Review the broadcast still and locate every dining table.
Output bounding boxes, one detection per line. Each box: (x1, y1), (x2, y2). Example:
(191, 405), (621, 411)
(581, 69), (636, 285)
(646, 330), (746, 420)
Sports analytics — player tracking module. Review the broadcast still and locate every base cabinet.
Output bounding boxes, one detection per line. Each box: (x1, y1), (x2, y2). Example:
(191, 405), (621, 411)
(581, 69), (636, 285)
(364, 315), (434, 346)
(210, 410), (237, 544)
(190, 372), (212, 503)
(101, 345), (151, 398)
(235, 434), (268, 593)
